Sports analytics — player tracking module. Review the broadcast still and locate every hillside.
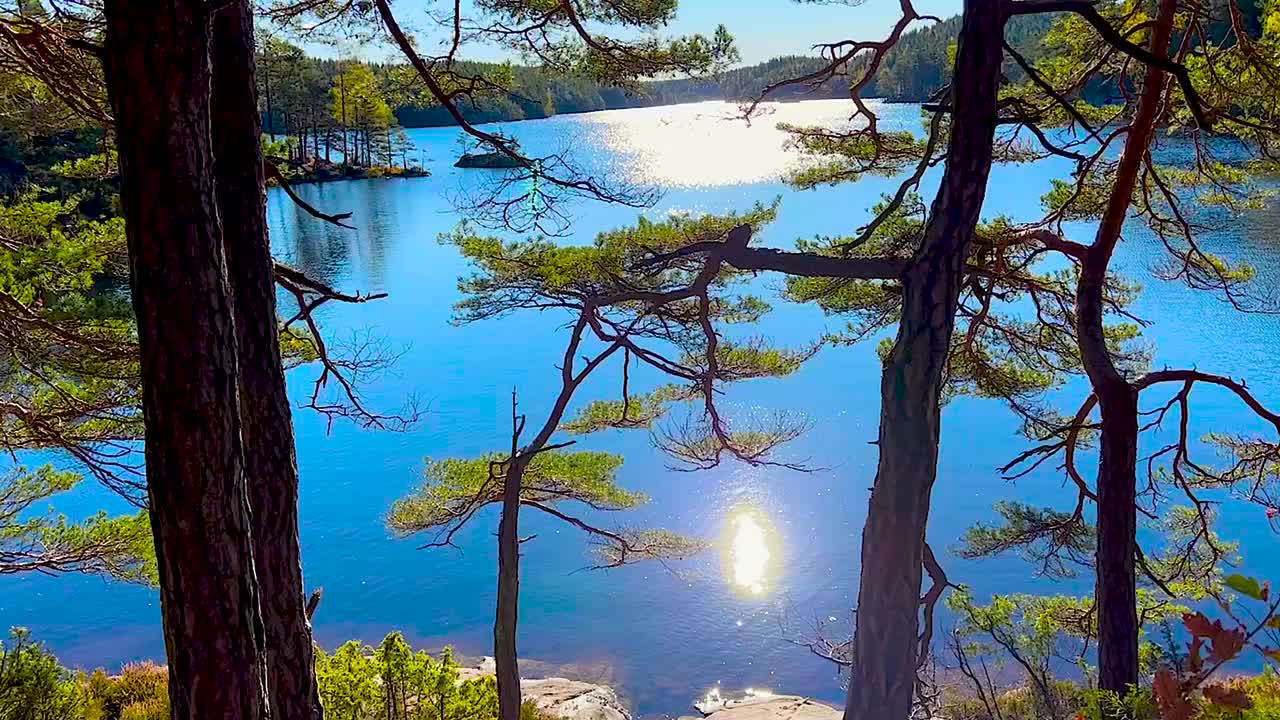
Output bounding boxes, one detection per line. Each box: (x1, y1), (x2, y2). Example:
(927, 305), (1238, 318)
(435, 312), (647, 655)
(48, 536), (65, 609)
(387, 14), (1058, 128)
(257, 12), (1074, 135)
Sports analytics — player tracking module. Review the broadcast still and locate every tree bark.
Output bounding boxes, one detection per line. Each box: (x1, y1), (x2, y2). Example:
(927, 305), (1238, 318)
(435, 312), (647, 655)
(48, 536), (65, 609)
(1092, 382), (1140, 693)
(209, 3), (325, 719)
(495, 462), (524, 720)
(843, 2), (1003, 718)
(101, 1), (269, 718)
(1075, 0), (1176, 696)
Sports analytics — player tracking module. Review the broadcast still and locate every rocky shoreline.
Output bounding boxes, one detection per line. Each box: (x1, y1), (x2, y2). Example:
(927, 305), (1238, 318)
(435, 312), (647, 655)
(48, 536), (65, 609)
(459, 658), (839, 720)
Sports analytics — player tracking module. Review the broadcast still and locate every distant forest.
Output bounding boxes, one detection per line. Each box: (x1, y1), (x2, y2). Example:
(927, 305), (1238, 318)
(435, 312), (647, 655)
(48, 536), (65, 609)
(261, 1), (1260, 137)
(260, 13), (1062, 135)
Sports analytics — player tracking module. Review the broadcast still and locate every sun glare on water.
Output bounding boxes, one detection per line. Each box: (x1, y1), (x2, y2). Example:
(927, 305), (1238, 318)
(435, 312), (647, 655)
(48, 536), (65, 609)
(584, 99), (881, 188)
(732, 514), (770, 594)
(723, 507), (780, 597)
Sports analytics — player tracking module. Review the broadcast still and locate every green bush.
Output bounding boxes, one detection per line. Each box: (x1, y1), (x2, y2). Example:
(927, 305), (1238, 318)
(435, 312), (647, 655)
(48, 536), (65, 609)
(1074, 687), (1156, 720)
(0, 628), (88, 720)
(0, 628), (526, 720)
(315, 631), (499, 720)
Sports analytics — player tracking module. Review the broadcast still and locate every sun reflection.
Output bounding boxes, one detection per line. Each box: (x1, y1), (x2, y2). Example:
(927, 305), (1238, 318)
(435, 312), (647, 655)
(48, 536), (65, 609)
(732, 515), (769, 594)
(582, 99), (913, 188)
(722, 507), (780, 597)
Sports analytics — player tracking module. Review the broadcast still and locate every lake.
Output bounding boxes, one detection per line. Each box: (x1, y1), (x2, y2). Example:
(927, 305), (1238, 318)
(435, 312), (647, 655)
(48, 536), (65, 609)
(5, 99), (1280, 717)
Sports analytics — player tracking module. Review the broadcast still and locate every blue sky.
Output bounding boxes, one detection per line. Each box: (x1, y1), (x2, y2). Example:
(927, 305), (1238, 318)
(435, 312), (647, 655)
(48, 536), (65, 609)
(666, 0), (962, 64)
(315, 0), (965, 66)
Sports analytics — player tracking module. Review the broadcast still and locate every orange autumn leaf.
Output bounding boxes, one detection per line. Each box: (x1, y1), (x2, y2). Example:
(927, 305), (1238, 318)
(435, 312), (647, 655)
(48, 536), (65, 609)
(1209, 627), (1246, 664)
(1153, 668), (1195, 720)
(1183, 612), (1221, 638)
(1188, 637), (1204, 674)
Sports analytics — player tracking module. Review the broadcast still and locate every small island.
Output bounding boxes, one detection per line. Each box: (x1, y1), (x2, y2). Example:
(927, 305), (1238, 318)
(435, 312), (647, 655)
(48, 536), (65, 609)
(455, 150), (529, 169)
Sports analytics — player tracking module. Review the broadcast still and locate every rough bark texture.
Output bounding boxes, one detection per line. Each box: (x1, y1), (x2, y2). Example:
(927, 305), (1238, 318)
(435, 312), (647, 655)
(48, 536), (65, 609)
(1090, 382), (1140, 693)
(1077, 0), (1177, 695)
(209, 2), (325, 719)
(101, 1), (269, 718)
(842, 2), (1003, 718)
(495, 462), (524, 720)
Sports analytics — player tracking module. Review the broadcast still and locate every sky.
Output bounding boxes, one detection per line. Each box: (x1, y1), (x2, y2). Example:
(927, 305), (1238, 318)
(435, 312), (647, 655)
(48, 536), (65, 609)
(308, 0), (965, 67)
(664, 0), (962, 64)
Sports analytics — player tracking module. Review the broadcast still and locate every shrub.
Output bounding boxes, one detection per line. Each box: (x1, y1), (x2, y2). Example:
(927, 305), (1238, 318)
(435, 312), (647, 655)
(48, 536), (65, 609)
(521, 699), (558, 720)
(86, 662), (167, 720)
(0, 628), (504, 720)
(315, 632), (501, 720)
(118, 696), (167, 720)
(0, 627), (88, 720)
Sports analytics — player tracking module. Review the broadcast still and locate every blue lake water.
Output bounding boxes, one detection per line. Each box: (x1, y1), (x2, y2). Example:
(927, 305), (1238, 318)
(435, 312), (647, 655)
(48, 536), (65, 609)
(4, 100), (1280, 716)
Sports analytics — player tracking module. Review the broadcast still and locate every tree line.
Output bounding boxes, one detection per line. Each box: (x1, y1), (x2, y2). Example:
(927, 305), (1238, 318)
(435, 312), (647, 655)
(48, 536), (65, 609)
(254, 9), (1076, 149)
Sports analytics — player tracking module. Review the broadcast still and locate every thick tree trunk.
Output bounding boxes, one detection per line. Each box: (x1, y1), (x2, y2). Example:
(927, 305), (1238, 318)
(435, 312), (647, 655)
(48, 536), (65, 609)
(495, 462), (524, 720)
(843, 2), (1003, 718)
(209, 3), (325, 719)
(101, 1), (269, 718)
(1076, 0), (1176, 696)
(1093, 383), (1140, 692)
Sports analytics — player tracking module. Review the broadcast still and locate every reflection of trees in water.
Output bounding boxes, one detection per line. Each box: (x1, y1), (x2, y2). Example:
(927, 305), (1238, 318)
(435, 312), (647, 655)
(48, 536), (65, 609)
(268, 181), (400, 294)
(292, 211), (351, 286)
(356, 182), (392, 292)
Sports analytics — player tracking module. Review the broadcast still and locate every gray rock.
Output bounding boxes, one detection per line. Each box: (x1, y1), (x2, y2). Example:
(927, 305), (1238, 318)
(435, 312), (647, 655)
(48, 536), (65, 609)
(524, 678), (631, 720)
(699, 694), (840, 720)
(455, 659), (631, 720)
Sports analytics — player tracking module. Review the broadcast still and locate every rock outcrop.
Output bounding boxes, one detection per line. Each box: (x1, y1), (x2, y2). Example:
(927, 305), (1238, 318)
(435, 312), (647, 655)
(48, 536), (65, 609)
(457, 658), (839, 720)
(523, 678), (631, 720)
(695, 690), (840, 720)
(458, 658), (631, 720)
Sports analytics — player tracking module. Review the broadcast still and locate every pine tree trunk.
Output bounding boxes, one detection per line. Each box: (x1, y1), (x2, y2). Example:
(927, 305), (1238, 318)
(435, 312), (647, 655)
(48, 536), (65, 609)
(843, 2), (1002, 718)
(495, 462), (523, 720)
(1093, 382), (1140, 693)
(101, 1), (269, 718)
(209, 4), (325, 720)
(1076, 0), (1176, 697)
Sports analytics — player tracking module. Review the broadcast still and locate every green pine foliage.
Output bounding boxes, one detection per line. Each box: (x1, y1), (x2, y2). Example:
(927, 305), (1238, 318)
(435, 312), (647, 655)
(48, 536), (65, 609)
(389, 451), (643, 532)
(315, 634), (499, 720)
(389, 206), (816, 566)
(0, 466), (154, 582)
